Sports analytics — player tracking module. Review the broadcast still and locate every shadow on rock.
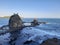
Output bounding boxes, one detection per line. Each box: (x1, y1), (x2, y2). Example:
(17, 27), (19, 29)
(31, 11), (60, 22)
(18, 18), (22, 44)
(24, 40), (39, 45)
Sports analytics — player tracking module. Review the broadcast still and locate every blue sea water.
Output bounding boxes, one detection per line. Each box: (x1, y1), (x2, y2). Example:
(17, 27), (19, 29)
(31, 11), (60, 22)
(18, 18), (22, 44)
(0, 18), (60, 45)
(0, 18), (60, 26)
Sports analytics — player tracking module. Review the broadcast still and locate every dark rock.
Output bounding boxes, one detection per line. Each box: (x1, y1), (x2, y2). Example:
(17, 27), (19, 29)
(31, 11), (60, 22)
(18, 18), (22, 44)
(24, 40), (33, 44)
(9, 13), (23, 30)
(9, 13), (24, 45)
(40, 38), (60, 45)
(31, 18), (39, 26)
(24, 40), (39, 45)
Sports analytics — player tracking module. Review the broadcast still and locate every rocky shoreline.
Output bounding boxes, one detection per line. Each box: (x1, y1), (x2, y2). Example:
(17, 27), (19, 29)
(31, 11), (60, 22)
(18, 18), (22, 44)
(23, 38), (60, 45)
(40, 38), (60, 45)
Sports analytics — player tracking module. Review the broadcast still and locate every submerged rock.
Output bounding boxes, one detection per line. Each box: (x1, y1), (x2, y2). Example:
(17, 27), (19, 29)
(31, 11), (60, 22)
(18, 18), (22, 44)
(40, 38), (60, 45)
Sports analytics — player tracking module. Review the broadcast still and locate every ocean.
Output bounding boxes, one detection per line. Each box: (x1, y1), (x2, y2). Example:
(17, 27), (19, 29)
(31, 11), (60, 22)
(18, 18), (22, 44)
(0, 18), (60, 26)
(0, 18), (60, 45)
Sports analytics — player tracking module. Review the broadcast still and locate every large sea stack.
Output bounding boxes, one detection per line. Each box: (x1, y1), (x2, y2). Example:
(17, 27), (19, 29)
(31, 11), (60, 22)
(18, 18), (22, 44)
(9, 13), (24, 45)
(9, 13), (23, 31)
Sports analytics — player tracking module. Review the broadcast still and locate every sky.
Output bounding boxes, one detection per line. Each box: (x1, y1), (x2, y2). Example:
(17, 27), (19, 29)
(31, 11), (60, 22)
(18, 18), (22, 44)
(0, 0), (60, 18)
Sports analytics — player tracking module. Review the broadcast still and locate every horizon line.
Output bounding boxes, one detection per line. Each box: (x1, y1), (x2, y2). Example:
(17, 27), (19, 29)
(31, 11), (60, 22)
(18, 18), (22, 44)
(0, 16), (60, 19)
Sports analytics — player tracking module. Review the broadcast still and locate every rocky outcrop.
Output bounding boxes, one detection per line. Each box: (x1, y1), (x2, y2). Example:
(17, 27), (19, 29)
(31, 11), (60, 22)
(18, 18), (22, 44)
(9, 13), (24, 45)
(31, 19), (39, 26)
(9, 13), (23, 30)
(40, 38), (60, 45)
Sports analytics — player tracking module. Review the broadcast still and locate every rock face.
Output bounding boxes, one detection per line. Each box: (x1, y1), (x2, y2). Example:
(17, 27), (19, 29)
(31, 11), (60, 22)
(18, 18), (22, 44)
(40, 38), (60, 45)
(9, 13), (23, 30)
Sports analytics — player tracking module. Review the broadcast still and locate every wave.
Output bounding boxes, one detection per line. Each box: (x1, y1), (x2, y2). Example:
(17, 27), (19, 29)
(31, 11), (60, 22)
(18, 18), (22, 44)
(0, 22), (60, 45)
